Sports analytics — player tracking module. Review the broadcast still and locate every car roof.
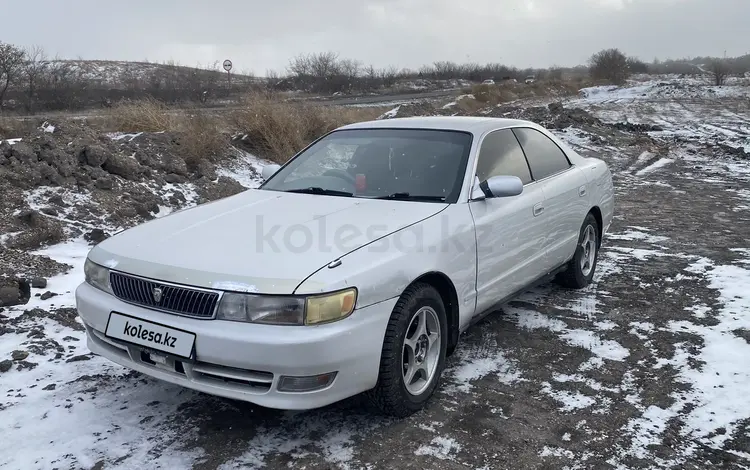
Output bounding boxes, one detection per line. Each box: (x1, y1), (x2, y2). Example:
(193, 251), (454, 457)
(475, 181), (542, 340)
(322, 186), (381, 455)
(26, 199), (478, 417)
(336, 116), (537, 135)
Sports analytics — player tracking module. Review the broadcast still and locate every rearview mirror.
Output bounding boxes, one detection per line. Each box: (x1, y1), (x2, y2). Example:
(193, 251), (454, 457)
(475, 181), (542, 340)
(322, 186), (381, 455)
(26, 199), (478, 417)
(473, 175), (523, 199)
(261, 164), (281, 181)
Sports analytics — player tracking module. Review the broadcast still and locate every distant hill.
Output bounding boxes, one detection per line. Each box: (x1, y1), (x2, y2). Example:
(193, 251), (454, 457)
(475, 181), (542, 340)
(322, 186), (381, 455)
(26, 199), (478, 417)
(48, 60), (262, 88)
(2, 59), (266, 113)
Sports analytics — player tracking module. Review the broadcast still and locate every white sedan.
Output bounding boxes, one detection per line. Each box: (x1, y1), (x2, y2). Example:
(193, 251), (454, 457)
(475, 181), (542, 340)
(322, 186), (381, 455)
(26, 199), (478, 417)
(75, 116), (614, 417)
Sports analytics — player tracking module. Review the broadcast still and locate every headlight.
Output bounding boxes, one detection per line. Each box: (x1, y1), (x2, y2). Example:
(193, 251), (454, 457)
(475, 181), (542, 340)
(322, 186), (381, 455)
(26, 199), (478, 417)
(217, 293), (305, 325)
(84, 258), (112, 293)
(216, 288), (357, 326)
(305, 288), (356, 325)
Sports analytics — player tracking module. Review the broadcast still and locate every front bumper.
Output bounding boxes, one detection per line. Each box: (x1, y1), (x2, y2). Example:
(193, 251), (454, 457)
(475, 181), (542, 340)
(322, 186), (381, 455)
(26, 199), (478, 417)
(75, 282), (396, 410)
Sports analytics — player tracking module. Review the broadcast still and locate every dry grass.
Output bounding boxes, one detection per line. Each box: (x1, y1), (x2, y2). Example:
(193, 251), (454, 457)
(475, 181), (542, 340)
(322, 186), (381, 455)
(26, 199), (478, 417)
(174, 113), (228, 165)
(229, 92), (385, 163)
(107, 97), (175, 132)
(105, 93), (387, 165)
(471, 83), (517, 105)
(462, 79), (590, 111)
(454, 96), (487, 114)
(0, 92), (384, 167)
(104, 98), (228, 163)
(0, 117), (37, 139)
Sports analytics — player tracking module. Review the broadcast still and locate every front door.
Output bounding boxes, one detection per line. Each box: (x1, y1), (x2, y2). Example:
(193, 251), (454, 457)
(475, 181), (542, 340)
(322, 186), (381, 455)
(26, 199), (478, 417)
(469, 129), (549, 315)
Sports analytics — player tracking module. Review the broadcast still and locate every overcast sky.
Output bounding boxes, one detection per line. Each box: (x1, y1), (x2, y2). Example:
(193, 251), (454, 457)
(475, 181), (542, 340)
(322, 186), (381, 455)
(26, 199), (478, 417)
(2, 0), (747, 75)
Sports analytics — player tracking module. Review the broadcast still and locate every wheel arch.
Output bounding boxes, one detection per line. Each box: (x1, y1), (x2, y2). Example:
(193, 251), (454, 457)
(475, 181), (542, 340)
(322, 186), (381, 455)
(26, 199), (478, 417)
(588, 206), (603, 247)
(408, 271), (460, 357)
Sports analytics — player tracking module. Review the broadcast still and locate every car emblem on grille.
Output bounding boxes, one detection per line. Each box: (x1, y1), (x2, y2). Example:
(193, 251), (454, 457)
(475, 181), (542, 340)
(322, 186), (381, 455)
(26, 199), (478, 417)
(152, 287), (163, 303)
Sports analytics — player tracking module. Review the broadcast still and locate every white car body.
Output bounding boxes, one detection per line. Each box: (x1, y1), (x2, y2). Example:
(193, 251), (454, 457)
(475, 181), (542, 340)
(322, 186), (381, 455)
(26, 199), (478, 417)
(75, 116), (614, 415)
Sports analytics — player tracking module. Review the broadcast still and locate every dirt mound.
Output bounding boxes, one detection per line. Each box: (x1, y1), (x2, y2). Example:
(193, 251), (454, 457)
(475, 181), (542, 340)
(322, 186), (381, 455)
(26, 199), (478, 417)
(484, 102), (666, 134)
(485, 102), (602, 129)
(0, 119), (251, 287)
(0, 121), (223, 192)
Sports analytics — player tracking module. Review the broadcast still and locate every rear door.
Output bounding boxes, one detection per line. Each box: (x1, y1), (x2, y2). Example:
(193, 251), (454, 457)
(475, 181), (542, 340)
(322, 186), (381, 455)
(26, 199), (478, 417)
(469, 129), (549, 315)
(512, 127), (590, 270)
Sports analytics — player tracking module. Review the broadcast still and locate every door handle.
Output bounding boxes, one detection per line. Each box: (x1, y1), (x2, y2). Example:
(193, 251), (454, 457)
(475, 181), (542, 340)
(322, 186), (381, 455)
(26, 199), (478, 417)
(533, 203), (544, 216)
(579, 185), (587, 197)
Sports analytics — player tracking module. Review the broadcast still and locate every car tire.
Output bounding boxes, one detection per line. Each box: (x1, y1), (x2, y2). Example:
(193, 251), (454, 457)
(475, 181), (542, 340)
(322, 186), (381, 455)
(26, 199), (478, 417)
(557, 213), (600, 289)
(367, 282), (448, 418)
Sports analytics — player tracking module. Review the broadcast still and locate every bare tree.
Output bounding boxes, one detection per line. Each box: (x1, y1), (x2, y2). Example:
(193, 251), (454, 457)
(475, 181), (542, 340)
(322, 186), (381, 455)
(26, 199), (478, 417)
(380, 65), (399, 87)
(0, 42), (26, 111)
(42, 55), (87, 110)
(339, 58), (361, 79)
(708, 59), (730, 86)
(22, 45), (48, 113)
(589, 48), (630, 85)
(308, 51), (340, 79)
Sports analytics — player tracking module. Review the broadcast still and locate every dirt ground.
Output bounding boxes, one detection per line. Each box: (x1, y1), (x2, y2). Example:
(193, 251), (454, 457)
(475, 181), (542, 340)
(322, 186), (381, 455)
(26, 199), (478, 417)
(1, 78), (749, 470)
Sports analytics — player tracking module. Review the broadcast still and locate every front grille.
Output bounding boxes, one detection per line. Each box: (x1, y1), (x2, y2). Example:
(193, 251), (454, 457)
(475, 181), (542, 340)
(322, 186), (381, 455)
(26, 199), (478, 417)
(110, 272), (220, 319)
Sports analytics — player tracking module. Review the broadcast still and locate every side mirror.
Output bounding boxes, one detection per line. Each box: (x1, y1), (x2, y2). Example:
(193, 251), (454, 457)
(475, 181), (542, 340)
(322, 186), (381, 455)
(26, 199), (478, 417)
(472, 175), (523, 199)
(261, 164), (281, 181)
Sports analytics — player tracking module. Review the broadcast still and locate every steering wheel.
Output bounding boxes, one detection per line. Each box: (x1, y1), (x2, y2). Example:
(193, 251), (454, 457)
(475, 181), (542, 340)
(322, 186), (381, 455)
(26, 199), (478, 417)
(322, 168), (357, 184)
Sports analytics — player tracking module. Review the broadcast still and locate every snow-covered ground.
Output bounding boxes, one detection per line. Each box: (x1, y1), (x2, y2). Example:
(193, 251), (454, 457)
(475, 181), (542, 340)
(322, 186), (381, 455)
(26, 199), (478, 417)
(1, 75), (749, 469)
(567, 76), (750, 154)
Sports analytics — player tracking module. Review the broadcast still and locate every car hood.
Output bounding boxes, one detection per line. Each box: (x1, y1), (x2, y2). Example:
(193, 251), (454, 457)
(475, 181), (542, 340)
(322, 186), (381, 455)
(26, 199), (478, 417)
(89, 189), (446, 294)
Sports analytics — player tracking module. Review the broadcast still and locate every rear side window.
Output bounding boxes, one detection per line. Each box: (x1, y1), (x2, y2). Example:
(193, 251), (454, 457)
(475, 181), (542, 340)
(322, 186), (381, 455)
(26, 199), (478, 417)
(512, 128), (570, 180)
(475, 129), (532, 184)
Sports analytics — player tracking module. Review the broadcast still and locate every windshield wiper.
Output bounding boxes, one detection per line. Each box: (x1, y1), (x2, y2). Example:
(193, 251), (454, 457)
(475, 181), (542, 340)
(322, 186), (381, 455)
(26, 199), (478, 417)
(284, 187), (353, 197)
(375, 192), (447, 202)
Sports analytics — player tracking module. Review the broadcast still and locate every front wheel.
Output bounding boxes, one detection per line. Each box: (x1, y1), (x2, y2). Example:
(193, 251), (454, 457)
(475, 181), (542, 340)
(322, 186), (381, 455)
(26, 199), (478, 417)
(557, 213), (600, 289)
(367, 283), (448, 418)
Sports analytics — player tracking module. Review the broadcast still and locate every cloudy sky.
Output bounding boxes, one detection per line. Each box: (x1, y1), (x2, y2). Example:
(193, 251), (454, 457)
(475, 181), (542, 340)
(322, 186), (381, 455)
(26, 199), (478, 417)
(2, 0), (747, 75)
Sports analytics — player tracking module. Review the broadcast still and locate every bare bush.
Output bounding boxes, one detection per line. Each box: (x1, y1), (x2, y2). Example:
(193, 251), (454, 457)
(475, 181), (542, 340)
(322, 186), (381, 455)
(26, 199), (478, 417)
(548, 67), (564, 81)
(107, 97), (174, 132)
(626, 57), (649, 74)
(589, 48), (630, 85)
(37, 58), (88, 110)
(229, 92), (383, 163)
(471, 83), (516, 105)
(176, 113), (228, 165)
(709, 59), (730, 86)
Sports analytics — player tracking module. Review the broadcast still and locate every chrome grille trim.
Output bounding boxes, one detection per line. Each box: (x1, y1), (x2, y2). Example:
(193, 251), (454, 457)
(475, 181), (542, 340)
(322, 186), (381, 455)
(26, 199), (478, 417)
(109, 271), (221, 319)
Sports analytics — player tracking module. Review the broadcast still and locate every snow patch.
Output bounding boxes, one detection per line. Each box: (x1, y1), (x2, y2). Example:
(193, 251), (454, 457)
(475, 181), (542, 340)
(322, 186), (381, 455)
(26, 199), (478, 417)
(511, 309), (629, 361)
(448, 349), (521, 393)
(210, 281), (258, 293)
(636, 158), (674, 176)
(378, 105), (401, 119)
(415, 436), (462, 461)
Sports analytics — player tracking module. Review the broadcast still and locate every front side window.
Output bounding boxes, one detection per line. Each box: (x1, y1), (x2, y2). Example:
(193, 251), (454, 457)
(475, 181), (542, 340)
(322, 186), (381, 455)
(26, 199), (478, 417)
(512, 127), (570, 180)
(261, 128), (473, 203)
(475, 129), (532, 184)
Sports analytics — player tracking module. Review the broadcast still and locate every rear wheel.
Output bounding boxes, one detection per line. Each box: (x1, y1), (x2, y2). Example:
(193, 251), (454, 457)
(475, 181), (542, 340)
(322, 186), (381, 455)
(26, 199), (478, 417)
(557, 213), (600, 289)
(367, 283), (447, 417)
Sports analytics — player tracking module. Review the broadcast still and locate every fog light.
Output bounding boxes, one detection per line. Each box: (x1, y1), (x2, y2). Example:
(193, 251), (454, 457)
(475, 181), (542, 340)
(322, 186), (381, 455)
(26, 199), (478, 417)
(277, 372), (337, 392)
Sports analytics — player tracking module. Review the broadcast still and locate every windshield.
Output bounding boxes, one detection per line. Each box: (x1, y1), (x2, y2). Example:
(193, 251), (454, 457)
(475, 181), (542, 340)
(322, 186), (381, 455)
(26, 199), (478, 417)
(260, 128), (473, 203)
